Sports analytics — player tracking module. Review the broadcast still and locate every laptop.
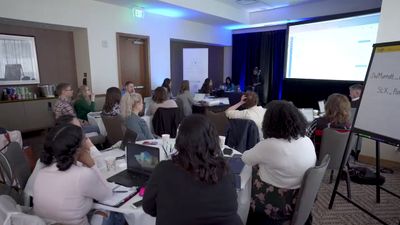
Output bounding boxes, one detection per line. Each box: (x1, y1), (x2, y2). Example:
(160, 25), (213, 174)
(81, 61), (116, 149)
(299, 108), (314, 123)
(193, 93), (206, 102)
(318, 100), (325, 114)
(107, 143), (160, 187)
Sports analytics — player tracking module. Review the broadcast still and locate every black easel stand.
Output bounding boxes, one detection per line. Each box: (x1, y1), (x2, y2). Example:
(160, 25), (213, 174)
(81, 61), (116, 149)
(328, 131), (400, 225)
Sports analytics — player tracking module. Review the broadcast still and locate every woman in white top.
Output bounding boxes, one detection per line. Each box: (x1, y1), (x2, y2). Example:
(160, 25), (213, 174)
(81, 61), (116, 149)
(33, 124), (125, 225)
(225, 91), (266, 140)
(146, 86), (178, 116)
(242, 100), (316, 225)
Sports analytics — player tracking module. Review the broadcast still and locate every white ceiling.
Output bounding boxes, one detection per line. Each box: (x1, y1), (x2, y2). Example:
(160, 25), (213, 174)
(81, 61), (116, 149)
(94, 0), (382, 28)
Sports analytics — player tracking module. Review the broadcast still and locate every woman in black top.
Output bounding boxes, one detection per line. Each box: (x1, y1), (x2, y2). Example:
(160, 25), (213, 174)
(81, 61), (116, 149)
(143, 114), (243, 225)
(199, 78), (213, 94)
(306, 93), (351, 156)
(161, 78), (173, 99)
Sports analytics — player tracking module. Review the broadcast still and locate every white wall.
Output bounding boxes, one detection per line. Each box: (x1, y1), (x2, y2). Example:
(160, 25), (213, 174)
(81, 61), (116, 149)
(0, 0), (231, 94)
(376, 0), (400, 43)
(359, 0), (400, 162)
(73, 29), (91, 88)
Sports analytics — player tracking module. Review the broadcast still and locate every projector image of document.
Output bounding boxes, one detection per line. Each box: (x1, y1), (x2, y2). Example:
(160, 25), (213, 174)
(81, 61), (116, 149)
(97, 184), (138, 207)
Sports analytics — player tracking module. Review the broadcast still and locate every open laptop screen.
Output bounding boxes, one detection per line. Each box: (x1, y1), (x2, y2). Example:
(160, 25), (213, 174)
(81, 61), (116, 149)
(127, 143), (159, 173)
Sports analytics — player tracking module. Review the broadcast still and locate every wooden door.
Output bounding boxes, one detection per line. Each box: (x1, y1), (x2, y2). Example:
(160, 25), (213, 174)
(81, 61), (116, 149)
(117, 34), (150, 97)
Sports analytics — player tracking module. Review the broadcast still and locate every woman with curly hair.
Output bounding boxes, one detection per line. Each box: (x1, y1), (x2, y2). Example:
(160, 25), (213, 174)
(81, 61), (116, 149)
(306, 93), (351, 155)
(243, 100), (316, 225)
(143, 114), (243, 225)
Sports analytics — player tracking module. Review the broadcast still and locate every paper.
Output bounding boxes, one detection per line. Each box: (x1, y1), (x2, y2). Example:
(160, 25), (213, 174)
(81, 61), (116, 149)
(97, 184), (137, 207)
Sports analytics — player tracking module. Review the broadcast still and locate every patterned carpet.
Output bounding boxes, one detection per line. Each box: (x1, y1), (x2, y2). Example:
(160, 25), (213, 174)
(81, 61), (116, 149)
(313, 162), (400, 225)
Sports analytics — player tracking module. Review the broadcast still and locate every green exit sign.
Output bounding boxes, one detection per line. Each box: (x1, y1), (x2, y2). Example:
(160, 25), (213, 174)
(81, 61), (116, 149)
(133, 8), (144, 18)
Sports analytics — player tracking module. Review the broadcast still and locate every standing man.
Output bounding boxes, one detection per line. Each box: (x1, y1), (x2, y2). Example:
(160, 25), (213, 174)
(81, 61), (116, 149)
(120, 81), (136, 118)
(349, 83), (363, 108)
(349, 83), (363, 160)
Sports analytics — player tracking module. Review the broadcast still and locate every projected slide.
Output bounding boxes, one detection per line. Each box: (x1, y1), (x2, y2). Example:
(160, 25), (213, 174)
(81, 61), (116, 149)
(286, 13), (379, 81)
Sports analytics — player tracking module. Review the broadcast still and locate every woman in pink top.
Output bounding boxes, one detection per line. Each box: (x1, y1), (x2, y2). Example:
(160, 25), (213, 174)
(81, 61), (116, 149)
(33, 124), (124, 225)
(146, 86), (178, 116)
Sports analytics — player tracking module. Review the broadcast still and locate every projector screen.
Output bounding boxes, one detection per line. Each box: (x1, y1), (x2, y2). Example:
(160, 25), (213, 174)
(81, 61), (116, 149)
(285, 13), (380, 81)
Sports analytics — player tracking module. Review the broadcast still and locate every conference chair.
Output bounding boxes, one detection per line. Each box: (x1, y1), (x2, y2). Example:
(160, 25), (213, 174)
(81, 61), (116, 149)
(205, 110), (229, 136)
(0, 195), (46, 225)
(101, 115), (125, 146)
(0, 142), (31, 205)
(319, 128), (355, 198)
(291, 155), (331, 225)
(152, 108), (183, 138)
(225, 119), (259, 153)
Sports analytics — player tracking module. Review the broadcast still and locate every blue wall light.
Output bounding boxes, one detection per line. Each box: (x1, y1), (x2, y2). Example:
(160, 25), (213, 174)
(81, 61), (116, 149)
(146, 8), (185, 18)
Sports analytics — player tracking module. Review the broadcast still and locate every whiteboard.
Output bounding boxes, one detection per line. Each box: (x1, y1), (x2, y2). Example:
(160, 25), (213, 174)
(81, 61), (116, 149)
(353, 43), (400, 144)
(183, 48), (208, 93)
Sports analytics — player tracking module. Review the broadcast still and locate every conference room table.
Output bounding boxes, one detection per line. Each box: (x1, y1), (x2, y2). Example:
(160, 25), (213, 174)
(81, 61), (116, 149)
(93, 139), (252, 225)
(192, 97), (231, 114)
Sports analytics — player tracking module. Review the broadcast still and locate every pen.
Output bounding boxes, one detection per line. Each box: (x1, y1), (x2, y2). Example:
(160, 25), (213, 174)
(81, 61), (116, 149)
(113, 190), (128, 193)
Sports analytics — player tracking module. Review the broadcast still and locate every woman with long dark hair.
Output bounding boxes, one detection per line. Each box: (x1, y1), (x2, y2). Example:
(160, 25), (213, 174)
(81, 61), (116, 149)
(161, 78), (173, 99)
(102, 87), (121, 116)
(199, 78), (213, 94)
(143, 114), (243, 225)
(243, 100), (316, 225)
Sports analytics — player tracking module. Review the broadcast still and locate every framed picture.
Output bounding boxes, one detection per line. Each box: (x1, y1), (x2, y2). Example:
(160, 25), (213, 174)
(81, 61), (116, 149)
(0, 34), (40, 85)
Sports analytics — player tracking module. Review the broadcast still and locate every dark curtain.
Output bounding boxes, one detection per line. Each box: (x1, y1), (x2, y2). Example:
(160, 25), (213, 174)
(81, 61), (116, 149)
(232, 29), (286, 105)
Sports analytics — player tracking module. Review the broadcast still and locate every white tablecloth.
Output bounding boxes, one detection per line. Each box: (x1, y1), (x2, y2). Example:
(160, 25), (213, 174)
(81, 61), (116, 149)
(94, 139), (251, 225)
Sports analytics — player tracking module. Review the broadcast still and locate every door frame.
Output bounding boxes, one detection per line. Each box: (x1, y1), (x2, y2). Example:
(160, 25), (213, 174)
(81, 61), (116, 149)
(116, 32), (151, 97)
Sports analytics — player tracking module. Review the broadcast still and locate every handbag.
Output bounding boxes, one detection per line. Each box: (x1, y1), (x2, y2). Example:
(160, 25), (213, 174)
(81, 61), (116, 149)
(349, 166), (385, 185)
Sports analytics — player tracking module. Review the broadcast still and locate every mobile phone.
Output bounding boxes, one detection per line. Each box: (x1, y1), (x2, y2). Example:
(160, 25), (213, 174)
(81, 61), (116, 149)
(223, 148), (233, 155)
(132, 200), (143, 208)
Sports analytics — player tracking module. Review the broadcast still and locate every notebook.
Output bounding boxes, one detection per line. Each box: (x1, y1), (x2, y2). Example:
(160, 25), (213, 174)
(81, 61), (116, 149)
(97, 184), (138, 207)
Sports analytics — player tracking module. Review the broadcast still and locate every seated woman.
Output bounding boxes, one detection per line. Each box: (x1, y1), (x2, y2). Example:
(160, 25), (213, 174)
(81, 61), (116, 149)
(176, 80), (194, 116)
(242, 100), (316, 225)
(143, 114), (243, 225)
(199, 78), (213, 94)
(146, 87), (178, 116)
(225, 91), (266, 140)
(306, 93), (351, 155)
(33, 124), (124, 225)
(102, 87), (121, 116)
(74, 85), (96, 122)
(125, 93), (154, 141)
(161, 78), (173, 99)
(225, 77), (235, 92)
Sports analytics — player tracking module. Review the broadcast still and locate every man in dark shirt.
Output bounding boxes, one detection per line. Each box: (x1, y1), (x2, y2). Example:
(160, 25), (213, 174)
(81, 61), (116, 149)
(349, 83), (363, 108)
